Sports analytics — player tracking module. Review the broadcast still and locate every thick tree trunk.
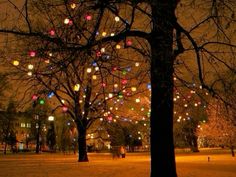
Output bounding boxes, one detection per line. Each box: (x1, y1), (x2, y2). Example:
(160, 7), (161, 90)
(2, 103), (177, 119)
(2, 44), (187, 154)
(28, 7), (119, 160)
(190, 134), (199, 152)
(150, 1), (178, 177)
(78, 127), (88, 162)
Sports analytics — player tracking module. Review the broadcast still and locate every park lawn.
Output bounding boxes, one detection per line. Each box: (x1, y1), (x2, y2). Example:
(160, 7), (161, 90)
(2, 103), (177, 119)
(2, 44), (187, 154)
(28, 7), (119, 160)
(0, 152), (235, 177)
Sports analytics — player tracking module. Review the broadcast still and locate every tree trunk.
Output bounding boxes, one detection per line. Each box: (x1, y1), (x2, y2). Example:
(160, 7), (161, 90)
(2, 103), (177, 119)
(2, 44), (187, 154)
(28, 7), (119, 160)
(190, 134), (199, 152)
(150, 1), (177, 177)
(4, 142), (7, 154)
(78, 126), (88, 162)
(230, 145), (235, 157)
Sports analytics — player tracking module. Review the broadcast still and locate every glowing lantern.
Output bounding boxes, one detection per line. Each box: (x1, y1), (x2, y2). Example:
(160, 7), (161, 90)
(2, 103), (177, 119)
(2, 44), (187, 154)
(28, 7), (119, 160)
(102, 32), (107, 36)
(87, 68), (92, 73)
(47, 92), (54, 98)
(95, 67), (99, 71)
(115, 16), (120, 22)
(96, 51), (102, 57)
(135, 62), (140, 67)
(85, 14), (92, 21)
(92, 75), (97, 80)
(62, 105), (68, 112)
(131, 87), (137, 92)
(13, 60), (19, 66)
(122, 70), (127, 75)
(126, 39), (132, 46)
(135, 98), (140, 103)
(28, 64), (34, 70)
(116, 44), (121, 49)
(32, 94), (38, 100)
(48, 116), (54, 121)
(64, 18), (70, 24)
(108, 93), (113, 98)
(110, 33), (115, 36)
(29, 51), (36, 57)
(74, 84), (80, 91)
(101, 48), (105, 53)
(121, 79), (128, 85)
(27, 72), (32, 76)
(39, 98), (45, 105)
(118, 93), (123, 98)
(49, 29), (55, 36)
(70, 3), (76, 9)
(114, 84), (118, 88)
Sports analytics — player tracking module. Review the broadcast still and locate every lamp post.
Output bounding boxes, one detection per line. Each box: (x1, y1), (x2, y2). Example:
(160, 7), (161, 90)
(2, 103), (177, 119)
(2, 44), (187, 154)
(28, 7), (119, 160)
(35, 114), (40, 153)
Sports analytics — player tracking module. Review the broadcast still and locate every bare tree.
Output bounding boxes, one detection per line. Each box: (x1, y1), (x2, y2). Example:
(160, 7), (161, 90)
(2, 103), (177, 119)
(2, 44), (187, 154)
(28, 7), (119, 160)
(0, 0), (236, 176)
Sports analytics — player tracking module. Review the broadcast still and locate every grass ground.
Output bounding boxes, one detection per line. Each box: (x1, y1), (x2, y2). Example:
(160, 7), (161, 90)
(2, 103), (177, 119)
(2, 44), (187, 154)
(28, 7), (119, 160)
(0, 151), (235, 177)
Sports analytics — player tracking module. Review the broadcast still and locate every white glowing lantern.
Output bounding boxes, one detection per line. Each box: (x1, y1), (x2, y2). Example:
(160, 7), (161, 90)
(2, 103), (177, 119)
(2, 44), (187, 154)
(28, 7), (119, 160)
(114, 84), (118, 88)
(27, 72), (32, 76)
(110, 33), (115, 36)
(61, 99), (65, 104)
(101, 48), (105, 53)
(74, 84), (80, 91)
(95, 67), (99, 71)
(87, 68), (92, 73)
(115, 16), (120, 22)
(108, 93), (113, 98)
(135, 98), (140, 103)
(131, 87), (137, 92)
(48, 116), (55, 121)
(135, 62), (140, 67)
(28, 64), (34, 70)
(64, 18), (70, 24)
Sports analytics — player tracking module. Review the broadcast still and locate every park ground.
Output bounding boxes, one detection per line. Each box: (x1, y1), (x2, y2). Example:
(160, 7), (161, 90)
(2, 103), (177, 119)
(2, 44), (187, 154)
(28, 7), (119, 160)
(0, 150), (235, 177)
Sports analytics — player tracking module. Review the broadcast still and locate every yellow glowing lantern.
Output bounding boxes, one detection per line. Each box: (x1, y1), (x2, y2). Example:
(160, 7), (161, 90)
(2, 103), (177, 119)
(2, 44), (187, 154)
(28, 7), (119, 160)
(131, 87), (137, 92)
(135, 98), (140, 103)
(74, 84), (80, 91)
(92, 75), (97, 80)
(70, 3), (76, 9)
(13, 60), (19, 66)
(102, 32), (107, 36)
(116, 44), (121, 49)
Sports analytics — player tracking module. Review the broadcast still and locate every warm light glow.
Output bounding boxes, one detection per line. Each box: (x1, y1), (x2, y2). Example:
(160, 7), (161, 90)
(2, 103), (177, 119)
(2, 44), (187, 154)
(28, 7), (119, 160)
(27, 72), (32, 76)
(48, 116), (54, 121)
(64, 18), (70, 24)
(131, 87), (137, 92)
(101, 48), (105, 53)
(135, 98), (141, 103)
(74, 84), (80, 91)
(13, 60), (19, 66)
(92, 75), (97, 80)
(115, 16), (120, 22)
(116, 44), (121, 49)
(70, 3), (76, 9)
(28, 64), (34, 70)
(102, 32), (107, 36)
(87, 68), (92, 73)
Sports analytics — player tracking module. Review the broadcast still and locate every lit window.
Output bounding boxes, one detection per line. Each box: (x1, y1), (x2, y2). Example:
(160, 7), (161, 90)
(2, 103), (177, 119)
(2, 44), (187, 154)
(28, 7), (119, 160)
(21, 123), (26, 127)
(26, 123), (31, 128)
